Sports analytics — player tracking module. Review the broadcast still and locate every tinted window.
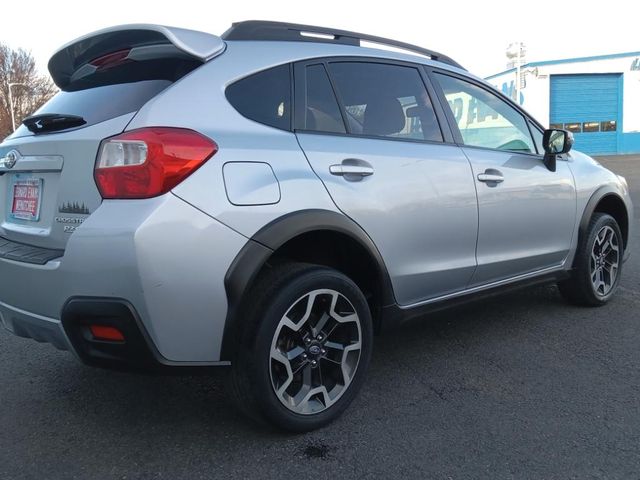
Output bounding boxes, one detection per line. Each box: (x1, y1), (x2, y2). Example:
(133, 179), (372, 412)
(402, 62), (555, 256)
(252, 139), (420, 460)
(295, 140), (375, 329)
(12, 80), (170, 138)
(226, 64), (291, 130)
(328, 62), (443, 142)
(304, 64), (345, 133)
(434, 74), (535, 153)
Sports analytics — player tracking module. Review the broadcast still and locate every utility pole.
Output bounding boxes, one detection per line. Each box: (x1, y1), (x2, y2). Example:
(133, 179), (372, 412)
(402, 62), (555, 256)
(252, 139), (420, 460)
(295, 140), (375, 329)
(516, 46), (521, 105)
(506, 42), (526, 104)
(7, 82), (28, 131)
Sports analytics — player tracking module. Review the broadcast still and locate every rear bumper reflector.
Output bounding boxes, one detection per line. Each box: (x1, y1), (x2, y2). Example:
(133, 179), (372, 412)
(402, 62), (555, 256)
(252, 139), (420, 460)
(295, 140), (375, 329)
(89, 325), (125, 342)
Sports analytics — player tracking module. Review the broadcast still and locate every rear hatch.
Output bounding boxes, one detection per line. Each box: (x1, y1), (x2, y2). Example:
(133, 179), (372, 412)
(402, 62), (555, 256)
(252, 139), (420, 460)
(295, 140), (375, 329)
(0, 24), (224, 251)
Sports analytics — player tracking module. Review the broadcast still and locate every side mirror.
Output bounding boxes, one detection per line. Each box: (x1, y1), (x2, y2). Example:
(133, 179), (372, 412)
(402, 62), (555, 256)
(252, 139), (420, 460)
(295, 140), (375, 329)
(542, 129), (574, 172)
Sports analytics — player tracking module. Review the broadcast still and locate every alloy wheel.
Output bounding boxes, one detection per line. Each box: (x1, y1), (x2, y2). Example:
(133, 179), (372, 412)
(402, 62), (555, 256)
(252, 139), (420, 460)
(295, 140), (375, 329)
(269, 289), (362, 415)
(590, 225), (620, 297)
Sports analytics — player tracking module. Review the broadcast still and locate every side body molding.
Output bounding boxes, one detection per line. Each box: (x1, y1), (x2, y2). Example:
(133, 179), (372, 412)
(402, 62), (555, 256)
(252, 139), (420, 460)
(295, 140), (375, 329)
(221, 209), (396, 360)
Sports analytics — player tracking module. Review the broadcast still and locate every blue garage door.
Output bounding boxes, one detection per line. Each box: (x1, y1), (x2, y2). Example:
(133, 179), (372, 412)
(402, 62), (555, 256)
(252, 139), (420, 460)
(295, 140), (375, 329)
(550, 74), (621, 155)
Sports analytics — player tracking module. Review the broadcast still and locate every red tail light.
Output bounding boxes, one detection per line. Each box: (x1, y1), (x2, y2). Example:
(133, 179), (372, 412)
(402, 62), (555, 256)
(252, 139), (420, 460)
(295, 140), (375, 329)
(95, 127), (217, 199)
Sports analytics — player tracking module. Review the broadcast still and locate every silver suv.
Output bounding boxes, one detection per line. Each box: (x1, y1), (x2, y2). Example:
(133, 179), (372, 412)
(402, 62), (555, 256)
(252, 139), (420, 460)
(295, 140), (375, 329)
(0, 21), (633, 431)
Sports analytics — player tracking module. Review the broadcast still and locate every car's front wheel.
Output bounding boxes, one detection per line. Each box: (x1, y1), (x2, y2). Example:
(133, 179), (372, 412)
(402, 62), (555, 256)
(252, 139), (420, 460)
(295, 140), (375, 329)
(558, 212), (624, 306)
(230, 263), (373, 432)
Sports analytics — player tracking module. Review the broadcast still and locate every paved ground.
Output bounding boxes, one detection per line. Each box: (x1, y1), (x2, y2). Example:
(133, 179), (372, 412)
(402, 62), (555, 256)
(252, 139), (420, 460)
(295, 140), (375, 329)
(1, 156), (640, 479)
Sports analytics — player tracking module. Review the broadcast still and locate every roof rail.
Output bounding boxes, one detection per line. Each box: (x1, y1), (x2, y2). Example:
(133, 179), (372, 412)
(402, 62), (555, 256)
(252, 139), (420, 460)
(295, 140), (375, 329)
(222, 21), (466, 71)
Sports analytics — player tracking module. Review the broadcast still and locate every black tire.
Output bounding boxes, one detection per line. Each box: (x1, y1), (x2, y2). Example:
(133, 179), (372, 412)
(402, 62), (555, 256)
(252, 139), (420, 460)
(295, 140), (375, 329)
(228, 262), (373, 432)
(558, 212), (624, 306)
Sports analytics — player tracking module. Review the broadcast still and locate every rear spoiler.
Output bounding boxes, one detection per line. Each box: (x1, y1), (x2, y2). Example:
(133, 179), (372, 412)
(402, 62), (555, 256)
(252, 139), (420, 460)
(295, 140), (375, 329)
(48, 24), (225, 91)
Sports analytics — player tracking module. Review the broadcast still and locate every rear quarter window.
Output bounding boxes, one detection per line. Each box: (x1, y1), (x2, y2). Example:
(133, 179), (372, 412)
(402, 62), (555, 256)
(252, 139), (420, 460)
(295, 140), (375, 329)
(226, 64), (292, 131)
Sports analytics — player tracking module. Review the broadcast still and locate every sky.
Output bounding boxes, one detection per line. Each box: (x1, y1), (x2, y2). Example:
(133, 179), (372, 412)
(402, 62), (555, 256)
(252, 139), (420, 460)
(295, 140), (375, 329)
(1, 0), (637, 79)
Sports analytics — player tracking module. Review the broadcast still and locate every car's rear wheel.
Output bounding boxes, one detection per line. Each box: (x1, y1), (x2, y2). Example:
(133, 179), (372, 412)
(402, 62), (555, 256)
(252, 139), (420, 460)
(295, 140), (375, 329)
(229, 263), (373, 432)
(558, 212), (623, 306)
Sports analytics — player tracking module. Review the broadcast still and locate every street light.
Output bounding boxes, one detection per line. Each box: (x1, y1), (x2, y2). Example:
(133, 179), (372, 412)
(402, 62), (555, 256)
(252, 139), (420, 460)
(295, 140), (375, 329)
(7, 82), (28, 132)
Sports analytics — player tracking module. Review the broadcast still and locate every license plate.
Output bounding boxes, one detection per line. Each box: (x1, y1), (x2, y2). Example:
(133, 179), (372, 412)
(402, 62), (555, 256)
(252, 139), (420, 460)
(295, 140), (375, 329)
(10, 176), (43, 222)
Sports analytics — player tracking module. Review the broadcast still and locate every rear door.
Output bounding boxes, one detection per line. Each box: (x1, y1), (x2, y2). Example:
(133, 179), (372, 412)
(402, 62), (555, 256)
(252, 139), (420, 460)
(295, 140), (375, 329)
(429, 70), (576, 286)
(294, 59), (479, 306)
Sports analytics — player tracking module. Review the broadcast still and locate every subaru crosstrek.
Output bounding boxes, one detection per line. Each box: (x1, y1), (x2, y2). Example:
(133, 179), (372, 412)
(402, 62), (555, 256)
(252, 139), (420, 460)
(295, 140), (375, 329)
(0, 21), (633, 431)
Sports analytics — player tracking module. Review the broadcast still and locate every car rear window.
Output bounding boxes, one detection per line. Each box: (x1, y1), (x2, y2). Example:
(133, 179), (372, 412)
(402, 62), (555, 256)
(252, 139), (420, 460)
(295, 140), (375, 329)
(12, 80), (170, 138)
(226, 64), (292, 131)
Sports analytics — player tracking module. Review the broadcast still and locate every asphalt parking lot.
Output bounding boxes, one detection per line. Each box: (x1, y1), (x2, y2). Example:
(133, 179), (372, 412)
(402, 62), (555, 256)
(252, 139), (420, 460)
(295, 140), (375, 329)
(1, 155), (640, 479)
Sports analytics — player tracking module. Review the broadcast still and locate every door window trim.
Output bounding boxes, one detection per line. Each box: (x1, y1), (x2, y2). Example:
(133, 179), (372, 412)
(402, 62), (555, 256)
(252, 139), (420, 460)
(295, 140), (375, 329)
(425, 66), (547, 158)
(293, 56), (457, 146)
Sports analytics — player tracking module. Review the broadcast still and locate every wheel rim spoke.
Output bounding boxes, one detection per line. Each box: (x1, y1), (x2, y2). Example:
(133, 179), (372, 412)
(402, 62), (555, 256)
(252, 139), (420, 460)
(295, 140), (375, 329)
(311, 312), (331, 338)
(269, 288), (362, 415)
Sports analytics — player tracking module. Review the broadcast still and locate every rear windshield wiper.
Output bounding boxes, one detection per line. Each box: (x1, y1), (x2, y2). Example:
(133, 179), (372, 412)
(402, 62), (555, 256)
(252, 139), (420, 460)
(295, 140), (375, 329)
(22, 113), (86, 134)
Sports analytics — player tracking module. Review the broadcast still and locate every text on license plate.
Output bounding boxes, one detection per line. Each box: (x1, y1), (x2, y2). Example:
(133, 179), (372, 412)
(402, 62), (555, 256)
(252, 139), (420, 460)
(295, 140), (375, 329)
(11, 177), (42, 221)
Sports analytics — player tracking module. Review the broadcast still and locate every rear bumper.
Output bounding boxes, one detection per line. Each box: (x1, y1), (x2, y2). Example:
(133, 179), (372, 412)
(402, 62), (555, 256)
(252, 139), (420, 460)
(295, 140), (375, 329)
(0, 300), (70, 351)
(61, 297), (232, 370)
(0, 193), (247, 364)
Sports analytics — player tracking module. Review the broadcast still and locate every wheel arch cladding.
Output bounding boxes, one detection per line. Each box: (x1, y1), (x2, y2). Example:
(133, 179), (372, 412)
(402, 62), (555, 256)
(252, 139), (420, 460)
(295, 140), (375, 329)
(580, 187), (629, 250)
(221, 209), (395, 360)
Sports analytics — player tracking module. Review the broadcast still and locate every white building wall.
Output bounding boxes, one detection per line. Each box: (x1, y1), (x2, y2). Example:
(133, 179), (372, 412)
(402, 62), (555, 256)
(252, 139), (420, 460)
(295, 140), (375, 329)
(624, 68), (640, 132)
(487, 55), (640, 133)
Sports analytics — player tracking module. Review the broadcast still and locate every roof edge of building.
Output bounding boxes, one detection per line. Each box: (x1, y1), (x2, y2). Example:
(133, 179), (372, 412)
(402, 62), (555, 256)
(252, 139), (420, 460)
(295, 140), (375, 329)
(486, 50), (640, 80)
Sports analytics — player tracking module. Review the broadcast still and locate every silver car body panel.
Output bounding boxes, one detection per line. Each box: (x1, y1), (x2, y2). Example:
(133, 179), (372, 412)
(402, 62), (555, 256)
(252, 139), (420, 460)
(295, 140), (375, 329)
(566, 150), (634, 262)
(0, 113), (135, 250)
(136, 42), (356, 236)
(51, 24), (226, 63)
(296, 133), (478, 305)
(222, 162), (281, 206)
(462, 148), (577, 286)
(0, 31), (633, 364)
(48, 24), (226, 88)
(1, 193), (247, 362)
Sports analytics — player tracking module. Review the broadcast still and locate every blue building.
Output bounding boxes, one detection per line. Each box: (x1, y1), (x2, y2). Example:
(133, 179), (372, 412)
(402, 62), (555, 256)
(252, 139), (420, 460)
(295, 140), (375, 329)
(487, 51), (640, 155)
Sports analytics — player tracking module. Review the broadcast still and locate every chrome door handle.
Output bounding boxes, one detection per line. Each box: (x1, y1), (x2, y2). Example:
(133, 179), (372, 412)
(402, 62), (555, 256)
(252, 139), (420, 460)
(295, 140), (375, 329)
(329, 165), (374, 177)
(477, 172), (504, 183)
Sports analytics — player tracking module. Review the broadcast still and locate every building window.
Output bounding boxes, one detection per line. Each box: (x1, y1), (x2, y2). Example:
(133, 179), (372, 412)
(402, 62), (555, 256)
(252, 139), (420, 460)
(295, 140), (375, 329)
(601, 120), (617, 132)
(582, 122), (600, 133)
(549, 123), (563, 130)
(564, 123), (582, 133)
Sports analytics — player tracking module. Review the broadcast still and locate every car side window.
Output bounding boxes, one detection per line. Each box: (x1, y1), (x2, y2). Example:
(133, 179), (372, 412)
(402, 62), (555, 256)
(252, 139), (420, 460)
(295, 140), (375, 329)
(226, 64), (291, 130)
(304, 64), (346, 134)
(327, 62), (443, 142)
(528, 121), (545, 155)
(433, 73), (536, 154)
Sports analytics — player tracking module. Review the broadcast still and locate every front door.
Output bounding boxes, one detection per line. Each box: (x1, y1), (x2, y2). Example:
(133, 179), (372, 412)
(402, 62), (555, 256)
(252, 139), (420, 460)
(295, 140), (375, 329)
(431, 71), (576, 286)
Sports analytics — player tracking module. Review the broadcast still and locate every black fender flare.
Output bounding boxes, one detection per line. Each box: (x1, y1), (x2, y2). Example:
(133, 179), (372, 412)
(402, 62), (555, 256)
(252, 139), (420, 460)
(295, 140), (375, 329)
(221, 209), (395, 360)
(578, 185), (629, 246)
